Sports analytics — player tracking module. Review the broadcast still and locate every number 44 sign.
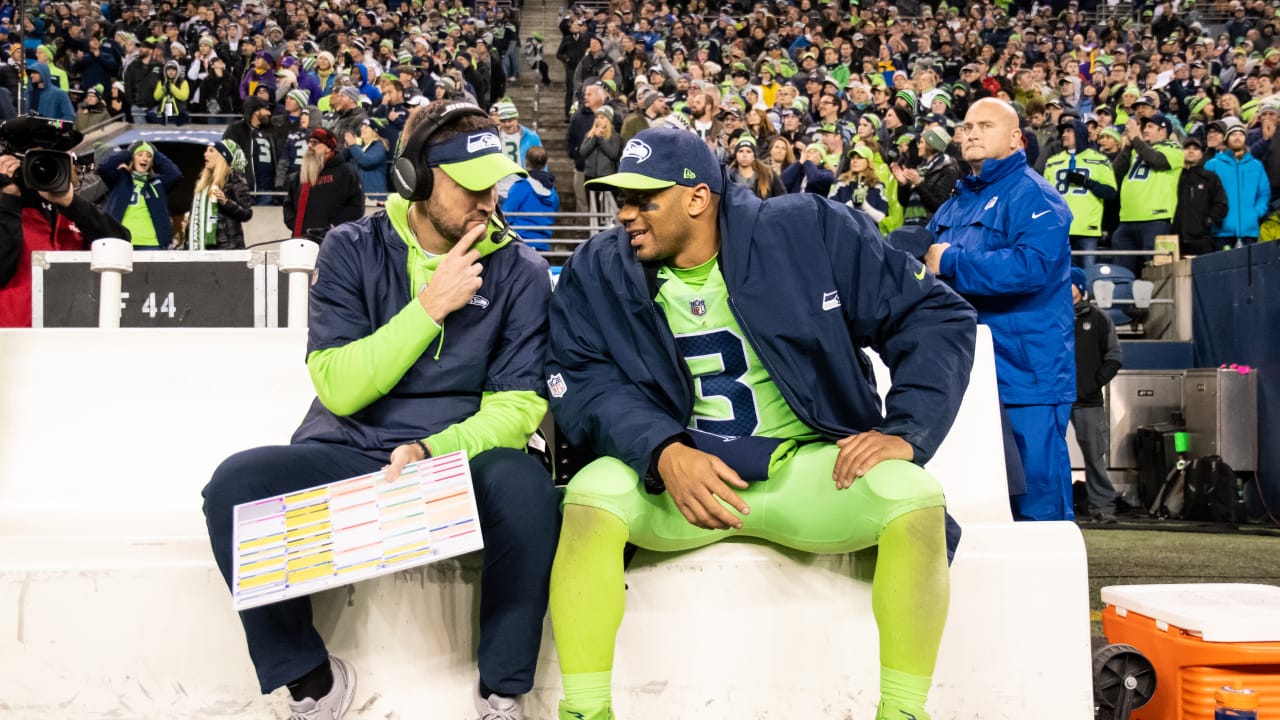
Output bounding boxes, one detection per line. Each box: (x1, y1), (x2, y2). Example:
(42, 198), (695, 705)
(130, 291), (177, 319)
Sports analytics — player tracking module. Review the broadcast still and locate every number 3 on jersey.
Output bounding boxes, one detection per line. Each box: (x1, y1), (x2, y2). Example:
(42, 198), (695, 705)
(675, 328), (759, 436)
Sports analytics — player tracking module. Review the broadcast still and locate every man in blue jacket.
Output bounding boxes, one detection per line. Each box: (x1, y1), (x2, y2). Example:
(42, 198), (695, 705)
(1206, 119), (1270, 247)
(546, 127), (977, 720)
(925, 98), (1076, 521)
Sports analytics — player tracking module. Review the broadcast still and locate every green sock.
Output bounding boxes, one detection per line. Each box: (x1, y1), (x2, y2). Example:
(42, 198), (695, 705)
(559, 671), (613, 718)
(872, 507), (948, 712)
(878, 667), (932, 717)
(550, 504), (628, 713)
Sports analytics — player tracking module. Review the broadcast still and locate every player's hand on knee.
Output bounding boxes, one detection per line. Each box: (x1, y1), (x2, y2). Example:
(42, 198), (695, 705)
(382, 441), (428, 484)
(833, 431), (914, 489)
(657, 443), (750, 530)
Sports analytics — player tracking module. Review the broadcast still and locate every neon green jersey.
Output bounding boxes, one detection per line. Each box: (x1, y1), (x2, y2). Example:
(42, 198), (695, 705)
(122, 177), (159, 247)
(656, 257), (818, 442)
(1043, 148), (1117, 237)
(1119, 140), (1183, 222)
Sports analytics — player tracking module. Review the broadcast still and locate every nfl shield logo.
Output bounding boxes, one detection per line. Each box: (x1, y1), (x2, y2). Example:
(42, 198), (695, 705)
(547, 373), (567, 398)
(690, 298), (706, 316)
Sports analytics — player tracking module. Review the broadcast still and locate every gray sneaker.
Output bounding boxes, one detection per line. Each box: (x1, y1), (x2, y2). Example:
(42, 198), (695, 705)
(474, 680), (523, 720)
(287, 656), (357, 720)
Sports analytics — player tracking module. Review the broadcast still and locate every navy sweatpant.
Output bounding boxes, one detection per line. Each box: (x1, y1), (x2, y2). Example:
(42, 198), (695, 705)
(202, 443), (560, 694)
(1006, 403), (1074, 522)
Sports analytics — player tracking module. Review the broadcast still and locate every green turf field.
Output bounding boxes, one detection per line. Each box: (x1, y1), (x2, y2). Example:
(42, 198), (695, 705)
(1083, 524), (1280, 641)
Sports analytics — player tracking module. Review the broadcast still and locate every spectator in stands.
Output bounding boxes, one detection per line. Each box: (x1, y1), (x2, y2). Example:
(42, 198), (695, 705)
(926, 99), (1075, 522)
(727, 135), (786, 199)
(0, 121), (130, 327)
(621, 89), (669, 141)
(73, 37), (120, 97)
(503, 145), (559, 252)
(282, 127), (364, 242)
(765, 134), (796, 176)
(203, 100), (558, 720)
(187, 139), (253, 250)
(152, 60), (191, 125)
(74, 86), (110, 132)
(345, 119), (389, 202)
(1174, 136), (1230, 256)
(124, 40), (163, 123)
(557, 13), (588, 121)
(1207, 118), (1271, 248)
(199, 55), (239, 120)
(1069, 267), (1123, 524)
(371, 77), (410, 156)
(326, 87), (368, 149)
(567, 81), (606, 213)
(23, 63), (73, 121)
(100, 142), (182, 250)
(1043, 117), (1118, 268)
(580, 108), (622, 216)
(832, 145), (890, 225)
(1112, 114), (1183, 273)
(223, 96), (279, 203)
(894, 126), (960, 226)
(494, 99), (542, 198)
(525, 31), (550, 86)
(547, 126), (975, 720)
(782, 143), (836, 195)
(239, 50), (277, 101)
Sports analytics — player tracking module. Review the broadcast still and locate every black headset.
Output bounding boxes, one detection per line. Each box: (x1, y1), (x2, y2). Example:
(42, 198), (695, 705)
(392, 101), (489, 202)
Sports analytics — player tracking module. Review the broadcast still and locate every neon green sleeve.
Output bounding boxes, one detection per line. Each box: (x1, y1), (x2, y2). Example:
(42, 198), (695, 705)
(306, 299), (441, 416)
(425, 390), (548, 457)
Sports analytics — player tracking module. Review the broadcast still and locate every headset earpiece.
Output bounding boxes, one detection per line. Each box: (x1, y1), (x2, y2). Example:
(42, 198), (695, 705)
(393, 101), (489, 202)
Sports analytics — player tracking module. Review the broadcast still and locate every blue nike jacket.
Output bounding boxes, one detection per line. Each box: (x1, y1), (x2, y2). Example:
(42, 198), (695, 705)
(547, 180), (978, 478)
(929, 150), (1076, 406)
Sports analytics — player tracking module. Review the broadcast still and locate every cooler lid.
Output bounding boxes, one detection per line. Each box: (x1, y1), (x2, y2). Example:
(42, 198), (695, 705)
(1101, 584), (1280, 642)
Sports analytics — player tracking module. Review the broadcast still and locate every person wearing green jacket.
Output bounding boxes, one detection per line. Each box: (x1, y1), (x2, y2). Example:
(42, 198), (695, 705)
(1043, 117), (1118, 268)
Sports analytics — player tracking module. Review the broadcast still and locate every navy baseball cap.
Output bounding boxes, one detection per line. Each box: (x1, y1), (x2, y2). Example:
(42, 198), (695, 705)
(585, 127), (724, 194)
(1141, 114), (1172, 131)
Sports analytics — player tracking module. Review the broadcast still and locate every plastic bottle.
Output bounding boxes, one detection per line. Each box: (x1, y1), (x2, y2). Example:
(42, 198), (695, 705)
(1214, 683), (1259, 720)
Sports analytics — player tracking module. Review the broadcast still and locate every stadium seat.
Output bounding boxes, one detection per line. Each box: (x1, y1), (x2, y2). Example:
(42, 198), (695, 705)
(0, 327), (1090, 719)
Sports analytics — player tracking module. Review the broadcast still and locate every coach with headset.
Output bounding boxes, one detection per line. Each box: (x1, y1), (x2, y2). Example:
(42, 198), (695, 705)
(201, 100), (560, 720)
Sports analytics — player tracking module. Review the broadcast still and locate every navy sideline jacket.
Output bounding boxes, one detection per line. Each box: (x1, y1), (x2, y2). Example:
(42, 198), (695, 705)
(546, 180), (979, 479)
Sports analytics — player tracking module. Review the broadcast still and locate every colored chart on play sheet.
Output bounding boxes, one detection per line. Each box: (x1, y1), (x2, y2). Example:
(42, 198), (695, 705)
(231, 451), (482, 611)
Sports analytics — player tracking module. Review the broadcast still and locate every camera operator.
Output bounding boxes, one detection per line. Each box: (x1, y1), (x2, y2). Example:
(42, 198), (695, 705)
(0, 119), (131, 328)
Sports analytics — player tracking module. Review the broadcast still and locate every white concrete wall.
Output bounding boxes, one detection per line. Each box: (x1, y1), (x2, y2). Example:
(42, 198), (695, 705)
(0, 327), (1092, 719)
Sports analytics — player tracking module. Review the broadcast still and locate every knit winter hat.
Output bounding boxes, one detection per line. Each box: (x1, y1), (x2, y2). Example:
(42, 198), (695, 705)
(287, 89), (309, 109)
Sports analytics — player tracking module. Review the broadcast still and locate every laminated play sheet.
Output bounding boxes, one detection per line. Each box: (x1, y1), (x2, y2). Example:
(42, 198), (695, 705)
(232, 451), (482, 610)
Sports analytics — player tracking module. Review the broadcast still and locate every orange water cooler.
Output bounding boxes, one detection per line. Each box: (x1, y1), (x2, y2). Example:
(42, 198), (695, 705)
(1101, 584), (1280, 719)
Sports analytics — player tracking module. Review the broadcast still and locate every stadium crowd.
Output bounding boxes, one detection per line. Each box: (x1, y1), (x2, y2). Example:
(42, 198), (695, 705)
(1, 0), (1279, 258)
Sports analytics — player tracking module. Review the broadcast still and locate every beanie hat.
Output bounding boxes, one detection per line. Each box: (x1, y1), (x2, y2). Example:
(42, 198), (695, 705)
(309, 128), (339, 152)
(923, 126), (951, 152)
(1070, 267), (1087, 295)
(863, 113), (882, 131)
(130, 141), (154, 156)
(287, 89), (309, 109)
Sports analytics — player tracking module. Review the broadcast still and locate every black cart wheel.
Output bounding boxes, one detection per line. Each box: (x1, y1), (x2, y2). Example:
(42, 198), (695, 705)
(1093, 643), (1157, 720)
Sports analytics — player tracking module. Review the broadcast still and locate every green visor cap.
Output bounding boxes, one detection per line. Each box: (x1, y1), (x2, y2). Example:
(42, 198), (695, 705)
(427, 130), (527, 191)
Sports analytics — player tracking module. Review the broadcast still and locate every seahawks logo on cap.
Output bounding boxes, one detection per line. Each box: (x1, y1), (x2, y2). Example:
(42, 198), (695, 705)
(622, 139), (652, 163)
(466, 133), (501, 152)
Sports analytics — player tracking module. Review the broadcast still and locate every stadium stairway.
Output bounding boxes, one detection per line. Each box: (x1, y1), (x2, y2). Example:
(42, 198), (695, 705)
(0, 326), (1092, 719)
(505, 1), (579, 213)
